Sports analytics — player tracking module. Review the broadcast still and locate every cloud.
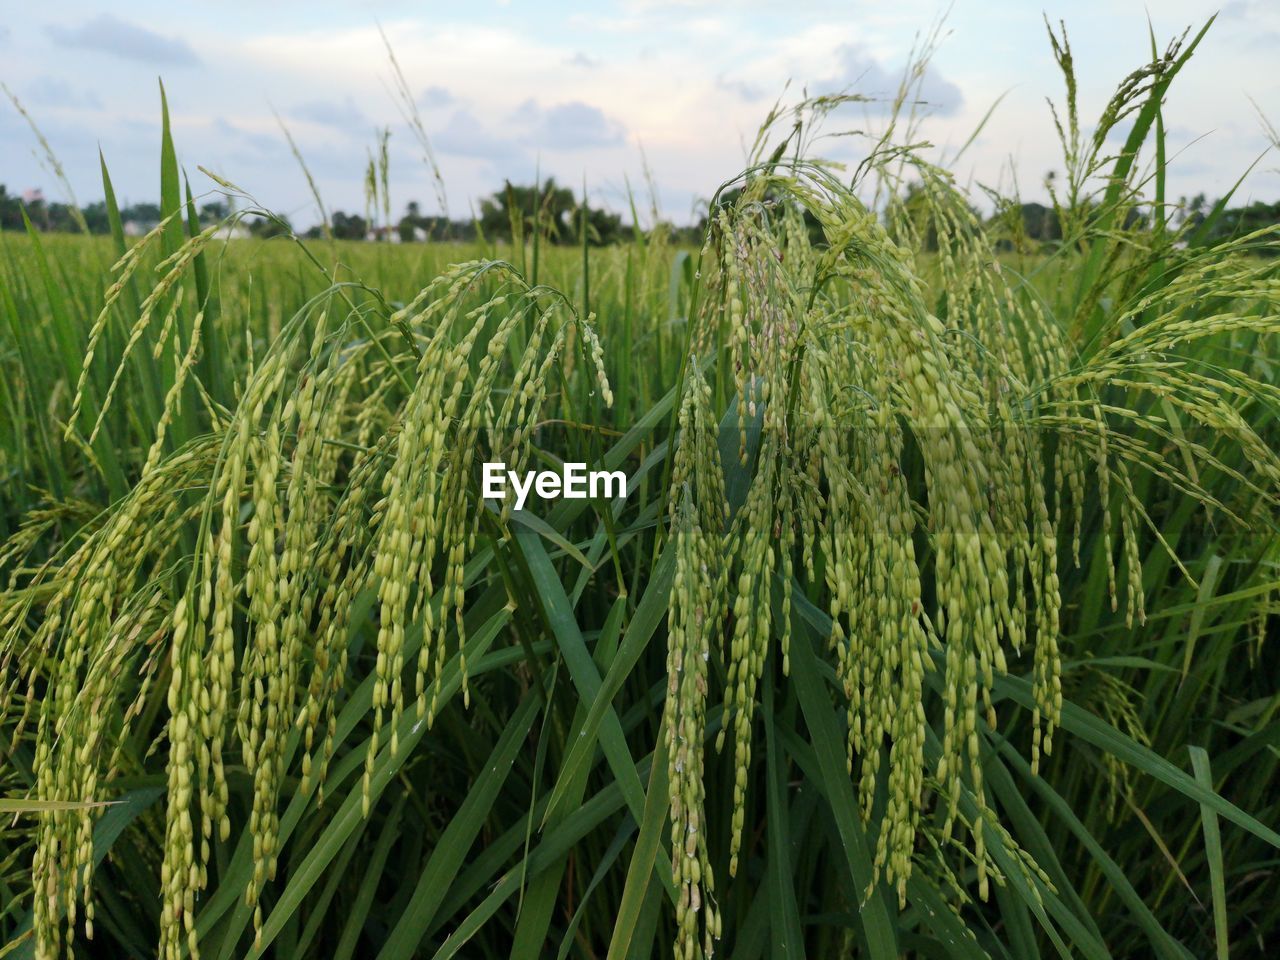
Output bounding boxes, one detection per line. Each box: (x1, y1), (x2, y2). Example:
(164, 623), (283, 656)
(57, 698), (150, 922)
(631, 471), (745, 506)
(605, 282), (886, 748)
(434, 108), (529, 169)
(622, 0), (726, 10)
(420, 85), (455, 108)
(1, 106), (111, 180)
(1221, 0), (1266, 19)
(25, 76), (102, 110)
(289, 97), (369, 131)
(1219, 1), (1280, 47)
(566, 52), (599, 68)
(432, 99), (625, 171)
(0, 26), (10, 44)
(820, 44), (962, 117)
(1102, 121), (1208, 149)
(522, 100), (626, 149)
(45, 14), (199, 66)
(716, 74), (765, 102)
(213, 118), (285, 156)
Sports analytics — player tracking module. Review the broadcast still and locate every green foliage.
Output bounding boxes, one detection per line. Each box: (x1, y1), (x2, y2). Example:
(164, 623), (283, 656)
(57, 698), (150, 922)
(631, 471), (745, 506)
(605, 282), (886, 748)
(1190, 199), (1280, 249)
(478, 178), (624, 246)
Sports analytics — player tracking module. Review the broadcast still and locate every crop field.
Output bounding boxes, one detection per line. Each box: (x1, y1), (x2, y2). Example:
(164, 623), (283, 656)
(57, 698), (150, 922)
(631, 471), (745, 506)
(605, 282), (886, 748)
(1, 16), (1279, 960)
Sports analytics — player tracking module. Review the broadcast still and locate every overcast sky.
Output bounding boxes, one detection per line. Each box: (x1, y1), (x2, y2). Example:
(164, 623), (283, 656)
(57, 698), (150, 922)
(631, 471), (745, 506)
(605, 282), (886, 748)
(2, 1), (1277, 228)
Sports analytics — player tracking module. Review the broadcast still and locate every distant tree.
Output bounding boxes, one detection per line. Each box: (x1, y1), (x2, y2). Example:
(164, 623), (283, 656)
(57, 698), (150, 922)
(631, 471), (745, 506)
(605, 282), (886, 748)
(479, 180), (573, 243)
(0, 186), (23, 230)
(247, 214), (292, 238)
(478, 179), (622, 246)
(984, 194), (1065, 254)
(1020, 202), (1062, 243)
(22, 198), (81, 233)
(330, 211), (368, 241)
(577, 204), (623, 246)
(397, 200), (427, 243)
(1188, 198), (1280, 251)
(655, 219), (705, 246)
(80, 201), (112, 235)
(393, 201), (480, 242)
(199, 200), (230, 225)
(1175, 193), (1208, 230)
(892, 182), (940, 251)
(120, 202), (161, 227)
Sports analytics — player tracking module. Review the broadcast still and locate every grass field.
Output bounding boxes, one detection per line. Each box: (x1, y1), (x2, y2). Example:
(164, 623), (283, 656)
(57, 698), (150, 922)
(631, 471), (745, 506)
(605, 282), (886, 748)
(2, 20), (1279, 960)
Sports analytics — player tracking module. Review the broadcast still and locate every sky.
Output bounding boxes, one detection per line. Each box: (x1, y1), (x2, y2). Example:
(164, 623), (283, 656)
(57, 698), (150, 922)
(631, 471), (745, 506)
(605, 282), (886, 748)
(2, 0), (1278, 229)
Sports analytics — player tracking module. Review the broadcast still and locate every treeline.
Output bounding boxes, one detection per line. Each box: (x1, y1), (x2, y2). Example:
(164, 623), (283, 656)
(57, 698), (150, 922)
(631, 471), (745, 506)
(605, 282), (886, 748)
(309, 178), (703, 245)
(0, 186), (286, 237)
(5, 178), (1277, 250)
(985, 193), (1280, 252)
(0, 184), (163, 234)
(0, 177), (703, 245)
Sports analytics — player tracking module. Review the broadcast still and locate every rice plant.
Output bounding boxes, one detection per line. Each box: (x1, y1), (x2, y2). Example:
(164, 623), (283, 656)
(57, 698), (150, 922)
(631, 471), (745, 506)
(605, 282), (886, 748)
(2, 17), (1278, 960)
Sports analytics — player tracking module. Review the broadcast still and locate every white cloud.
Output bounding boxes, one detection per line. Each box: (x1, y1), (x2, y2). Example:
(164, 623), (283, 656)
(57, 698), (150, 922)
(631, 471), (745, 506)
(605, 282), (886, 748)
(24, 76), (103, 110)
(419, 85), (455, 108)
(820, 43), (963, 116)
(522, 100), (627, 149)
(716, 75), (766, 102)
(434, 108), (530, 169)
(45, 14), (200, 66)
(290, 97), (370, 133)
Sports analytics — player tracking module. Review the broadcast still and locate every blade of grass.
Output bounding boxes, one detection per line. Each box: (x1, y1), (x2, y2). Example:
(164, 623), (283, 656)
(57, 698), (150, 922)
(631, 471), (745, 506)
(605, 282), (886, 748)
(542, 539), (675, 825)
(993, 672), (1280, 850)
(376, 690), (541, 959)
(787, 593), (897, 960)
(763, 680), (804, 958)
(605, 738), (669, 960)
(333, 790), (406, 960)
(1188, 747), (1229, 960)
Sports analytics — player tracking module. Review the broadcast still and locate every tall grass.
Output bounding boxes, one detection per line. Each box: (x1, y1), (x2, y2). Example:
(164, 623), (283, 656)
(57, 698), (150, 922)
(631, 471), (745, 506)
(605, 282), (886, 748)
(2, 18), (1278, 960)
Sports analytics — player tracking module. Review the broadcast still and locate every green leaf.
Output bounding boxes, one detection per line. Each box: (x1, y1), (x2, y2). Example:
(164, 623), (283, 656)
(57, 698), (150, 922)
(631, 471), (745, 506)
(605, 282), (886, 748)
(989, 736), (1191, 960)
(555, 821), (636, 960)
(542, 539), (675, 825)
(0, 798), (119, 813)
(787, 596), (898, 960)
(510, 528), (651, 832)
(605, 739), (670, 960)
(376, 691), (541, 959)
(334, 790), (406, 960)
(764, 682), (804, 959)
(994, 673), (1280, 851)
(1188, 747), (1229, 960)
(159, 81), (184, 257)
